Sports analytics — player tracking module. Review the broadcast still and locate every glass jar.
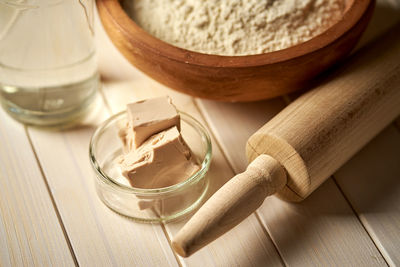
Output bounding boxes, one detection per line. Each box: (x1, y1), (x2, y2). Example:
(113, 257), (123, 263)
(89, 111), (212, 222)
(0, 0), (99, 125)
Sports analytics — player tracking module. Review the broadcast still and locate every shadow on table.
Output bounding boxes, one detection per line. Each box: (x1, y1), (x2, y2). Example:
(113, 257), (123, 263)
(257, 125), (400, 265)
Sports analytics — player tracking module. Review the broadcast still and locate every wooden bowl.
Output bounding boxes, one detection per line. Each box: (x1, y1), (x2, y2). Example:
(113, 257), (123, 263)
(97, 0), (374, 102)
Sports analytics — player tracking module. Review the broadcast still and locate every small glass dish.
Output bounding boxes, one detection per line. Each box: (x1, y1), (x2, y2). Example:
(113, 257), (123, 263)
(89, 111), (212, 223)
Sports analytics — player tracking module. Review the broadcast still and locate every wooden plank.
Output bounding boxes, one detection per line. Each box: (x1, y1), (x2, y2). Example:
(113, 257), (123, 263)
(197, 100), (386, 266)
(0, 108), (75, 266)
(27, 96), (179, 267)
(95, 13), (285, 262)
(101, 77), (284, 267)
(196, 99), (286, 173)
(96, 13), (284, 264)
(334, 126), (400, 266)
(260, 180), (387, 266)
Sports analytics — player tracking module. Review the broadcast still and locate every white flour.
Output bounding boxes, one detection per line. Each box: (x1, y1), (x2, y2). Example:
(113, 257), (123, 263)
(124, 0), (345, 56)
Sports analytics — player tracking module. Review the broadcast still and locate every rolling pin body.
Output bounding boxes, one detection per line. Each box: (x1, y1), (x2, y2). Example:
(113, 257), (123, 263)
(173, 26), (400, 257)
(247, 28), (400, 201)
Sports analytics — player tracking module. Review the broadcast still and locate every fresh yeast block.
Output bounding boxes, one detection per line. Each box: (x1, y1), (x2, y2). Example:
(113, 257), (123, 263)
(119, 126), (199, 189)
(119, 96), (180, 151)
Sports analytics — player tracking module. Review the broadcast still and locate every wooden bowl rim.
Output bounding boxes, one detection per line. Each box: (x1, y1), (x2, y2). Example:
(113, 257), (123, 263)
(98, 0), (372, 68)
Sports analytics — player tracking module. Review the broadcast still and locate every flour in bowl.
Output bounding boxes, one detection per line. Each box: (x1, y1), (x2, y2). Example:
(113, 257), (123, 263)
(123, 0), (345, 56)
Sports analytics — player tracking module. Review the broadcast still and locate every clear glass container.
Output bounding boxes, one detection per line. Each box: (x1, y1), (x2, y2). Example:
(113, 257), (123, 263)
(0, 0), (99, 125)
(89, 111), (212, 222)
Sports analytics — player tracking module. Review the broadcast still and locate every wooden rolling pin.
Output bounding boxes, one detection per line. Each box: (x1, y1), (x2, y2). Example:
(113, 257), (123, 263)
(172, 25), (400, 257)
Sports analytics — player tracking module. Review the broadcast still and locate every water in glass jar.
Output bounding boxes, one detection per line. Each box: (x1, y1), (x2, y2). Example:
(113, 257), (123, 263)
(0, 0), (99, 125)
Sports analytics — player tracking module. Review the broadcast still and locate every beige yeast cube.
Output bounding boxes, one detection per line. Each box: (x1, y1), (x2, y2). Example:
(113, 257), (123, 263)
(120, 126), (198, 189)
(126, 96), (180, 149)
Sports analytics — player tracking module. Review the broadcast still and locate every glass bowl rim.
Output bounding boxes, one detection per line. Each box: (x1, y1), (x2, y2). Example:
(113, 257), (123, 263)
(89, 110), (212, 195)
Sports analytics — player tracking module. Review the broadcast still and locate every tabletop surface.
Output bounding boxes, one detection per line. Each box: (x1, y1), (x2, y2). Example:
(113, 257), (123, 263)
(1, 1), (400, 266)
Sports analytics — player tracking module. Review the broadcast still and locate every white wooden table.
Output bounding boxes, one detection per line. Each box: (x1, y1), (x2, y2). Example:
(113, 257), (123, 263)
(1, 1), (400, 266)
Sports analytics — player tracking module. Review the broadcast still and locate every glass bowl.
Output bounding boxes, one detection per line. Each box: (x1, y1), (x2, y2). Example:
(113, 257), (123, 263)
(89, 111), (212, 223)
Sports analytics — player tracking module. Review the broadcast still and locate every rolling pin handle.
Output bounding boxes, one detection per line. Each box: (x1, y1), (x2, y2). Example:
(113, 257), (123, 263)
(172, 154), (287, 257)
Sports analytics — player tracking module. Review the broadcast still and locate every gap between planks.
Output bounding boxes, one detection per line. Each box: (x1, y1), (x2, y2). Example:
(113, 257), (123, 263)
(94, 10), (285, 265)
(195, 93), (387, 266)
(192, 98), (287, 267)
(24, 126), (79, 267)
(331, 119), (400, 267)
(95, 7), (284, 263)
(99, 81), (186, 267)
(333, 125), (400, 266)
(98, 82), (182, 267)
(0, 107), (76, 266)
(331, 177), (389, 266)
(100, 80), (285, 267)
(286, 89), (393, 265)
(26, 94), (179, 266)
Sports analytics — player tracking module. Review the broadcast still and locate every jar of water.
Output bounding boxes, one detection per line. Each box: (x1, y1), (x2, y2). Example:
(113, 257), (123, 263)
(0, 0), (99, 126)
